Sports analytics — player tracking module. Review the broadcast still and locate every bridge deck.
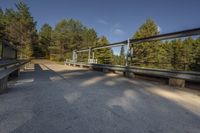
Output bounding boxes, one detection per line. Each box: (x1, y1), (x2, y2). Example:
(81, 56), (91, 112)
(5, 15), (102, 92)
(0, 60), (200, 133)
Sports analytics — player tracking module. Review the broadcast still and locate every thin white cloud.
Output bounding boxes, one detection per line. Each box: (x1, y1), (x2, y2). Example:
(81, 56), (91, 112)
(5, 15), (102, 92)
(113, 28), (125, 36)
(157, 26), (162, 32)
(111, 23), (125, 36)
(97, 19), (108, 25)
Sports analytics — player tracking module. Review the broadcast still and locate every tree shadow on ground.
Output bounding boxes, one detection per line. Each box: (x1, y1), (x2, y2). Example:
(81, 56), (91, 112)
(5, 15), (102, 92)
(1, 63), (200, 133)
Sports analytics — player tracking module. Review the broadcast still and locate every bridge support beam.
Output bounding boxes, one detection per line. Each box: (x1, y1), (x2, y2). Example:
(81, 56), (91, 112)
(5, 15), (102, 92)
(103, 68), (109, 73)
(169, 78), (185, 88)
(124, 72), (135, 78)
(0, 76), (8, 93)
(9, 69), (20, 79)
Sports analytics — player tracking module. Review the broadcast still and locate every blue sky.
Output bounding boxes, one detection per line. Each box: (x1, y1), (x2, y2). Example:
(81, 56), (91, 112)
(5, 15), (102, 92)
(1, 0), (200, 54)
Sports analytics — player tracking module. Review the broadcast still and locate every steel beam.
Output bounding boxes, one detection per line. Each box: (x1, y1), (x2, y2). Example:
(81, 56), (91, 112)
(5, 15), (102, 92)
(75, 27), (200, 53)
(129, 27), (200, 44)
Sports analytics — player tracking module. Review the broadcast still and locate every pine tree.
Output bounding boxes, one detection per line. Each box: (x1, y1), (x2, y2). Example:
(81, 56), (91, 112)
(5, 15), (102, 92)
(52, 19), (78, 61)
(79, 28), (97, 62)
(132, 18), (160, 67)
(3, 1), (38, 58)
(119, 46), (125, 65)
(191, 37), (200, 71)
(182, 37), (196, 70)
(0, 9), (5, 39)
(51, 19), (98, 61)
(37, 24), (52, 58)
(95, 36), (112, 64)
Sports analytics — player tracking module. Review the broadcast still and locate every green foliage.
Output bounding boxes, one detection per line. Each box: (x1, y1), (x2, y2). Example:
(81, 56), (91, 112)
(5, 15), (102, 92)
(133, 18), (160, 38)
(1, 1), (38, 58)
(131, 18), (200, 71)
(118, 46), (125, 65)
(1, 2), (199, 72)
(131, 19), (200, 71)
(132, 19), (159, 66)
(132, 18), (160, 67)
(0, 9), (5, 39)
(50, 19), (98, 61)
(160, 37), (200, 70)
(189, 38), (200, 70)
(95, 36), (113, 64)
(37, 24), (52, 58)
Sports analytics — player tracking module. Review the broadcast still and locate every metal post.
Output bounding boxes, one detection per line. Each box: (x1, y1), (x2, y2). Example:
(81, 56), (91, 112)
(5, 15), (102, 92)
(130, 47), (133, 66)
(20, 45), (23, 59)
(72, 50), (74, 62)
(0, 40), (3, 59)
(88, 47), (91, 59)
(72, 50), (77, 63)
(14, 49), (17, 59)
(126, 38), (130, 66)
(88, 47), (91, 63)
(75, 52), (77, 62)
(92, 52), (94, 59)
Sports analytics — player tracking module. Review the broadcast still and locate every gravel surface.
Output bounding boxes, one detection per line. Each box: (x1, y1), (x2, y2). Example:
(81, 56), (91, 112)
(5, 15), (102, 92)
(0, 60), (200, 133)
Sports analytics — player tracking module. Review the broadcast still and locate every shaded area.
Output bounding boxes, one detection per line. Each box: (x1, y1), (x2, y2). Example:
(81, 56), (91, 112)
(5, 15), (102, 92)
(0, 60), (200, 133)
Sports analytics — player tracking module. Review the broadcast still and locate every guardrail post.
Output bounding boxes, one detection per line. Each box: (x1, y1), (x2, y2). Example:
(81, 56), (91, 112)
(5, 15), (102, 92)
(0, 40), (3, 59)
(169, 78), (185, 88)
(72, 50), (77, 63)
(92, 51), (94, 59)
(103, 68), (109, 73)
(9, 69), (20, 78)
(124, 71), (135, 78)
(73, 63), (76, 67)
(88, 47), (91, 63)
(0, 76), (8, 93)
(126, 38), (130, 66)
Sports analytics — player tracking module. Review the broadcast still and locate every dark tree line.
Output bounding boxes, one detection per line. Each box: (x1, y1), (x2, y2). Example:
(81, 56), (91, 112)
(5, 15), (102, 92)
(0, 2), (38, 58)
(131, 18), (200, 71)
(1, 2), (200, 71)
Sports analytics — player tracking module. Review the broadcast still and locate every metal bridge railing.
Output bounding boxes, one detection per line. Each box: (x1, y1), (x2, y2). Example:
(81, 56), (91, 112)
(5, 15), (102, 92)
(66, 27), (200, 87)
(70, 27), (200, 66)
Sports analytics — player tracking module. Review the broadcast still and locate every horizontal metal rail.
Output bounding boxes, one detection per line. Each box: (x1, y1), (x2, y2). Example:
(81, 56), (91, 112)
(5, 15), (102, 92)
(0, 60), (30, 77)
(0, 60), (30, 70)
(76, 27), (200, 52)
(92, 43), (126, 50)
(65, 62), (200, 82)
(76, 49), (90, 53)
(0, 60), (18, 68)
(129, 27), (200, 44)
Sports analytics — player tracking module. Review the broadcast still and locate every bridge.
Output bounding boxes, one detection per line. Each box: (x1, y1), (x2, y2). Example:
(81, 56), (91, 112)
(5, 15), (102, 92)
(0, 28), (200, 133)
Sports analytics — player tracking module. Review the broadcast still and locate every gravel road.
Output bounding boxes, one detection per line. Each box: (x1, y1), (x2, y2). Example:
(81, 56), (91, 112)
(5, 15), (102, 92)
(0, 60), (200, 133)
